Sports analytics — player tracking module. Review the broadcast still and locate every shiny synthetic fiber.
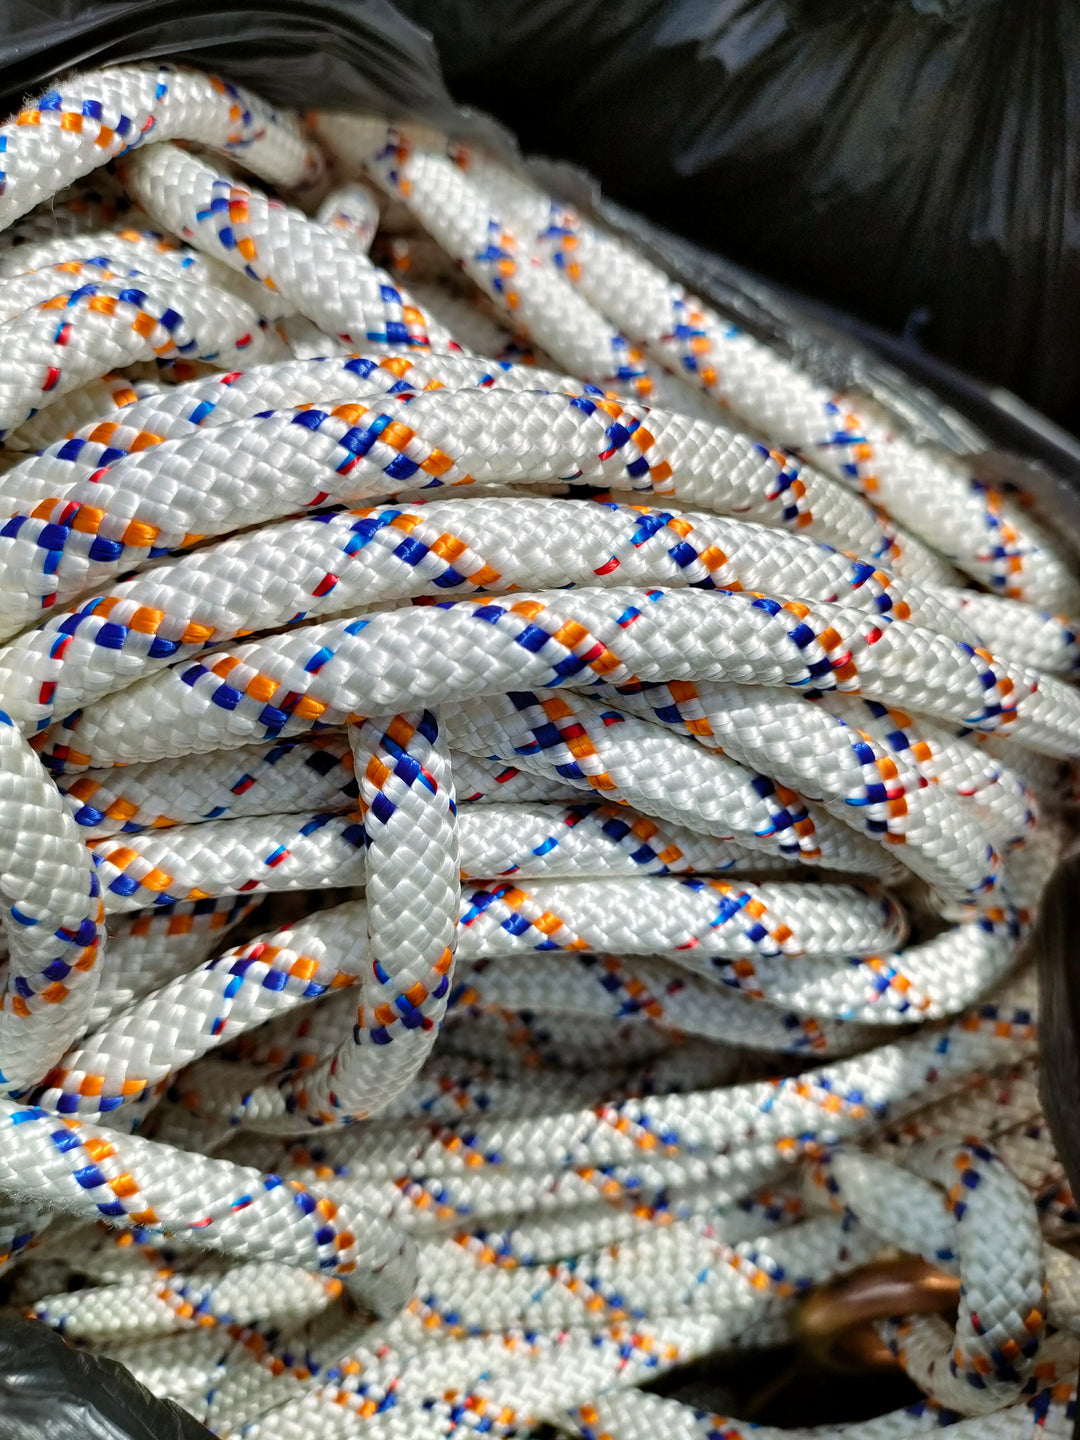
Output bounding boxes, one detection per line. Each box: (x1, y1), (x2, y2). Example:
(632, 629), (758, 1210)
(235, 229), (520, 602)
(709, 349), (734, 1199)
(0, 60), (1077, 1440)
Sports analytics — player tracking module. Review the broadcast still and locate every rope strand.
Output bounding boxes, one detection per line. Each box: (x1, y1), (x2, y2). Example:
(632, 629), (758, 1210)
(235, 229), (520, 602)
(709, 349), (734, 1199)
(0, 60), (1076, 1440)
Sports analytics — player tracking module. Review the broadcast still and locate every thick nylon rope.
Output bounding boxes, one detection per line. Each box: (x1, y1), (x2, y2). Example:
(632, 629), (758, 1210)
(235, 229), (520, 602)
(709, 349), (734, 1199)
(0, 60), (1078, 1440)
(433, 132), (1080, 612)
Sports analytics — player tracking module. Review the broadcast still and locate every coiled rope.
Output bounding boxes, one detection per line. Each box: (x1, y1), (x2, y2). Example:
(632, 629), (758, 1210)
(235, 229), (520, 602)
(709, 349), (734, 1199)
(0, 59), (1076, 1439)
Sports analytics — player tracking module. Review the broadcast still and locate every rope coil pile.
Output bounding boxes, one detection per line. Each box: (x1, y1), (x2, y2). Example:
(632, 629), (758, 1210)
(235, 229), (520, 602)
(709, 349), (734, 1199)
(0, 59), (1077, 1438)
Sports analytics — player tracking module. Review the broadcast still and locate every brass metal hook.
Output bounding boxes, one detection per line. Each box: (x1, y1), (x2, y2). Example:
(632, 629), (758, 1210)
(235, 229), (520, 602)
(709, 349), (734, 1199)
(795, 1254), (961, 1373)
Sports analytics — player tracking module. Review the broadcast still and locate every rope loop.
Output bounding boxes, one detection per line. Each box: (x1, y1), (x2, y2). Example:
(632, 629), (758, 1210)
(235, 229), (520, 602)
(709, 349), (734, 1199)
(0, 59), (1075, 1440)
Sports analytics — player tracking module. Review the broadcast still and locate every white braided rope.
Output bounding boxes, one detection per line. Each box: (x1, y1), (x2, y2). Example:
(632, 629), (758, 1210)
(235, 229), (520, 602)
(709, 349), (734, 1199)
(0, 60), (1074, 1440)
(317, 182), (382, 255)
(444, 137), (1080, 613)
(0, 382), (969, 639)
(0, 65), (319, 225)
(120, 143), (461, 355)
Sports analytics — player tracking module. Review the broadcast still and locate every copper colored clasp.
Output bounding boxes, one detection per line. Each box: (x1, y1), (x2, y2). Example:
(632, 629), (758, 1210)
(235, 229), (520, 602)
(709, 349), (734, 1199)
(795, 1255), (961, 1372)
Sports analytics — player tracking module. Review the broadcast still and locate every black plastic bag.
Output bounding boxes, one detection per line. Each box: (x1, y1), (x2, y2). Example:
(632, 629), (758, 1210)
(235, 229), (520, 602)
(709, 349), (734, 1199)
(0, 5), (1079, 1435)
(400, 0), (1080, 441)
(1, 0), (1078, 489)
(0, 0), (466, 143)
(0, 1316), (210, 1439)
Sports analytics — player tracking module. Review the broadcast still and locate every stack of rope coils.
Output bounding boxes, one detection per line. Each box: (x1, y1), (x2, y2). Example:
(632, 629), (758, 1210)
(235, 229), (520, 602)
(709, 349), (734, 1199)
(0, 60), (1077, 1440)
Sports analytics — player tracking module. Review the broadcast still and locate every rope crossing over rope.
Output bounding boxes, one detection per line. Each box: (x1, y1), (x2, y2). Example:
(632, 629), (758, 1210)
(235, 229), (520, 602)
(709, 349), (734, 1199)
(0, 59), (1076, 1439)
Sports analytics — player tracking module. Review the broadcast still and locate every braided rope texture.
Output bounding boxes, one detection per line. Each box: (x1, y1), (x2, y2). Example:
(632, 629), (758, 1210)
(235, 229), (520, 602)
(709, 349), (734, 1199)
(0, 59), (1075, 1440)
